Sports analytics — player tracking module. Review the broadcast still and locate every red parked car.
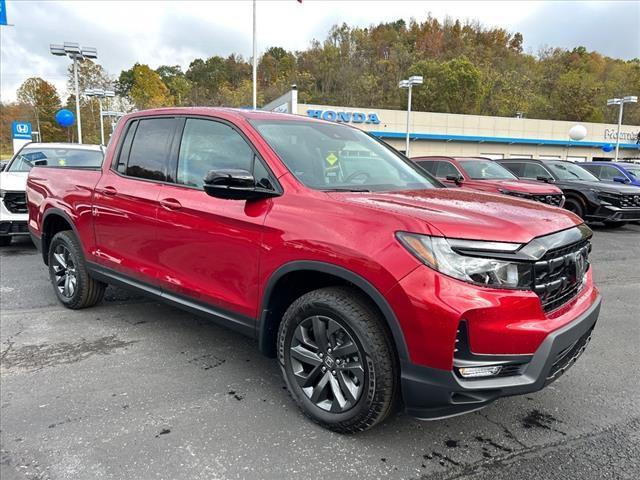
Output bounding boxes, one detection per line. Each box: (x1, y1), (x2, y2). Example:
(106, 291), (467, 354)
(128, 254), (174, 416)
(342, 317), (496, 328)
(27, 108), (600, 433)
(413, 156), (565, 207)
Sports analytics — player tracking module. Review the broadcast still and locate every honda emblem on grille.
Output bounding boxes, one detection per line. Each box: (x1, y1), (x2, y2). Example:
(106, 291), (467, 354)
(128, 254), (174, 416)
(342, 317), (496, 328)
(575, 249), (587, 280)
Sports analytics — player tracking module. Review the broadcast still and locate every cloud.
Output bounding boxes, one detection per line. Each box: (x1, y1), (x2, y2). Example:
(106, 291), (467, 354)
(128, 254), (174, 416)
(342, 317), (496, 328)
(1, 1), (636, 103)
(515, 1), (640, 58)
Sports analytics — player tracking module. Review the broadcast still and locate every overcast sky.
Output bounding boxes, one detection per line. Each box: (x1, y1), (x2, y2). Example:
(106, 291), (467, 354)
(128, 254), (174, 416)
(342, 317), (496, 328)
(1, 0), (638, 102)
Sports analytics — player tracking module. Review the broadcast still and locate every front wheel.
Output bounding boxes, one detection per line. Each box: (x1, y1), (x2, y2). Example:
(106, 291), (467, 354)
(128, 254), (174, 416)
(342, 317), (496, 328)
(48, 230), (106, 309)
(277, 287), (398, 433)
(0, 236), (11, 247)
(564, 197), (585, 218)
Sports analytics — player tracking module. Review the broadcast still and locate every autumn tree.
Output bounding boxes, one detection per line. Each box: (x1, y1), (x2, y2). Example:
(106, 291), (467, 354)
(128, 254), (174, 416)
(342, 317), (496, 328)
(16, 77), (64, 142)
(129, 64), (172, 109)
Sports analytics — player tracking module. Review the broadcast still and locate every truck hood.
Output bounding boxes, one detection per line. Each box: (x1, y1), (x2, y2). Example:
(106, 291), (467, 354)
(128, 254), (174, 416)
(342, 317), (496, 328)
(477, 178), (561, 194)
(330, 188), (581, 244)
(556, 179), (640, 194)
(0, 171), (28, 191)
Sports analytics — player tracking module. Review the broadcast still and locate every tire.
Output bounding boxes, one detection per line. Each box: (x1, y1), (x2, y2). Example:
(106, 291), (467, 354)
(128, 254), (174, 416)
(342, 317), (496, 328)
(277, 286), (398, 433)
(48, 230), (106, 309)
(0, 236), (11, 247)
(602, 221), (627, 229)
(564, 196), (585, 219)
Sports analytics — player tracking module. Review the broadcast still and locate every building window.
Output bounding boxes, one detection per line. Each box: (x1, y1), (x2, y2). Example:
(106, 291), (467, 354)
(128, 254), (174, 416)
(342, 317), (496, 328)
(539, 155), (561, 160)
(480, 153), (504, 160)
(509, 154), (532, 159)
(566, 156), (586, 162)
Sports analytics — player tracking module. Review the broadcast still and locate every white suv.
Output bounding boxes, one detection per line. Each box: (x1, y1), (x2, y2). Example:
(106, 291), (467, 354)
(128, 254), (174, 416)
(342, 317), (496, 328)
(0, 143), (104, 246)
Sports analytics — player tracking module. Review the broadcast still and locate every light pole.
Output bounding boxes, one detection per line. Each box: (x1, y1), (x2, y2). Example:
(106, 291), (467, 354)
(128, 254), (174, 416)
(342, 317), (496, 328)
(607, 96), (638, 161)
(50, 42), (98, 144)
(252, 0), (257, 110)
(85, 88), (115, 145)
(399, 76), (423, 156)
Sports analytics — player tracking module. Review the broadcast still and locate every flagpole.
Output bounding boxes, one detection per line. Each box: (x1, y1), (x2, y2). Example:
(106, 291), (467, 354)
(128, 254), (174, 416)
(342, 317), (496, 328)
(252, 0), (257, 110)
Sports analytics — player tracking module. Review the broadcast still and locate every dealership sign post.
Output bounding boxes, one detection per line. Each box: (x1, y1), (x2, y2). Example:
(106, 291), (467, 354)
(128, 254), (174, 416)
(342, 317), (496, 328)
(12, 121), (32, 153)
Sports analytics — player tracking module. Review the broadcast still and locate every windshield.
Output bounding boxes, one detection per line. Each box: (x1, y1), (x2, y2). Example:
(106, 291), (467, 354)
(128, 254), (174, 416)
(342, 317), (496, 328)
(624, 165), (640, 178)
(8, 147), (103, 172)
(458, 159), (517, 180)
(250, 119), (440, 192)
(545, 161), (599, 181)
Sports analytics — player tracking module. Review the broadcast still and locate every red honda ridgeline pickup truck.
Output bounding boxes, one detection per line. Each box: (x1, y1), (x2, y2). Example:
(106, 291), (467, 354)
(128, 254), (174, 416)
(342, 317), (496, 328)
(27, 108), (601, 433)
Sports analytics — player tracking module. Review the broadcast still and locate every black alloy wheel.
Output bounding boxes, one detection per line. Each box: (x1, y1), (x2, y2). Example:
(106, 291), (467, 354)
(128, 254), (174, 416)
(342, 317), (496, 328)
(51, 244), (78, 298)
(289, 315), (365, 413)
(278, 287), (397, 433)
(48, 230), (106, 309)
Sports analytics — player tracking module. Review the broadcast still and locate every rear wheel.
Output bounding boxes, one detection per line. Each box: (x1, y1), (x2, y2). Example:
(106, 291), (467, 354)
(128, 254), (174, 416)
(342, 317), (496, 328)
(0, 236), (11, 247)
(278, 287), (397, 433)
(564, 197), (585, 218)
(48, 230), (106, 309)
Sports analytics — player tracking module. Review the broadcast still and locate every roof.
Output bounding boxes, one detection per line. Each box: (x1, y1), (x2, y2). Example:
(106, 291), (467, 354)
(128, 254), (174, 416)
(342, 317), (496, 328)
(23, 142), (103, 151)
(124, 107), (321, 123)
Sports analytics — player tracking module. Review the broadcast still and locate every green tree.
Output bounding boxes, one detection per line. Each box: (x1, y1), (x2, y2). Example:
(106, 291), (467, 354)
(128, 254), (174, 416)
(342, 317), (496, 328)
(410, 57), (483, 114)
(156, 65), (192, 106)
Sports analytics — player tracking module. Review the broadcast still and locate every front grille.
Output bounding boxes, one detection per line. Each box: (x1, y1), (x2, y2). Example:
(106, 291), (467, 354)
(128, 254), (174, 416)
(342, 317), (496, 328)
(599, 192), (640, 208)
(546, 327), (593, 383)
(0, 222), (28, 235)
(531, 194), (564, 207)
(619, 194), (640, 208)
(533, 239), (591, 312)
(3, 192), (27, 214)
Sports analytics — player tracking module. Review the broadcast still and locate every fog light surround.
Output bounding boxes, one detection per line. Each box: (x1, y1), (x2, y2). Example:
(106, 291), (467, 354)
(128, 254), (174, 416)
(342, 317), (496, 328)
(458, 365), (502, 378)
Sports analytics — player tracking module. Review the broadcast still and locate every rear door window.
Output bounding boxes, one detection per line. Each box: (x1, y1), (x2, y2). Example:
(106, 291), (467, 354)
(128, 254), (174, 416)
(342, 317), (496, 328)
(125, 118), (178, 182)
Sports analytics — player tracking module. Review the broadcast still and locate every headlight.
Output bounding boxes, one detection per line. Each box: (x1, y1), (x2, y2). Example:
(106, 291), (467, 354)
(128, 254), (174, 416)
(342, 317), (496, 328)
(396, 232), (532, 289)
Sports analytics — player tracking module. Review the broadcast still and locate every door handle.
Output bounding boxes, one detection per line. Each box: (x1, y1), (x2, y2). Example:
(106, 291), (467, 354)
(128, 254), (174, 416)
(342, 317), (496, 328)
(160, 198), (182, 210)
(99, 186), (118, 196)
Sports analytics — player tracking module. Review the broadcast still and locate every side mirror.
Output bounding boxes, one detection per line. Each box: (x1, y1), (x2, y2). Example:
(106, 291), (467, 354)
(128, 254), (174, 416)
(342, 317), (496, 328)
(536, 175), (554, 183)
(613, 176), (629, 184)
(445, 174), (463, 185)
(203, 169), (279, 200)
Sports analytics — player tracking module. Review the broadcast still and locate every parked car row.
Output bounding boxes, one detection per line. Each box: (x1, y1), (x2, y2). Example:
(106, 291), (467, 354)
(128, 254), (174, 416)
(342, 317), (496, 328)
(412, 156), (640, 228)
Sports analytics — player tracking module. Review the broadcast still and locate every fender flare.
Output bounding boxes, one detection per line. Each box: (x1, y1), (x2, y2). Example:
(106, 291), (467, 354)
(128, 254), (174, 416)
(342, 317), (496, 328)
(258, 260), (409, 361)
(40, 208), (82, 264)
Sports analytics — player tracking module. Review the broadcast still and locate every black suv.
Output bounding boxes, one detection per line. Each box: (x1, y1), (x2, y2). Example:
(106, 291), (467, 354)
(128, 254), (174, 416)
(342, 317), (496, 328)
(496, 158), (640, 227)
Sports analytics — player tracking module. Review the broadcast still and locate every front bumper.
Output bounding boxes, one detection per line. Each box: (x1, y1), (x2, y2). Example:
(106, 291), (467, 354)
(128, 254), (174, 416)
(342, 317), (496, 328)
(0, 220), (29, 237)
(586, 205), (640, 223)
(401, 295), (601, 419)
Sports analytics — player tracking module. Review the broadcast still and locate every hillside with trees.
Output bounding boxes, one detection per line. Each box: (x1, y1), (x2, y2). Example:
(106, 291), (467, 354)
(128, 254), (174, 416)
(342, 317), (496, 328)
(2, 15), (638, 154)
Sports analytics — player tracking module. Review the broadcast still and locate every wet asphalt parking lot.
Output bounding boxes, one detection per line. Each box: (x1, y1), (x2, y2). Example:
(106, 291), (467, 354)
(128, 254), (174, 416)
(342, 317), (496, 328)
(1, 224), (639, 480)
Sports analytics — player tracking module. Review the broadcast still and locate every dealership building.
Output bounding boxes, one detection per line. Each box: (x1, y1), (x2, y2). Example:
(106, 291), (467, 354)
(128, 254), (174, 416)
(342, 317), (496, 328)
(264, 90), (640, 162)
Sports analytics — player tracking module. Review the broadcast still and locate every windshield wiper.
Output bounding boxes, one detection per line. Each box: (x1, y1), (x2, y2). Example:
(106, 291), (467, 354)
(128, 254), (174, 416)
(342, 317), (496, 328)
(322, 187), (371, 192)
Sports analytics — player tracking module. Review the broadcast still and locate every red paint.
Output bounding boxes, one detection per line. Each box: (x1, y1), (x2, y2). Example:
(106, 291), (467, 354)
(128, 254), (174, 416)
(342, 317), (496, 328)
(27, 108), (599, 373)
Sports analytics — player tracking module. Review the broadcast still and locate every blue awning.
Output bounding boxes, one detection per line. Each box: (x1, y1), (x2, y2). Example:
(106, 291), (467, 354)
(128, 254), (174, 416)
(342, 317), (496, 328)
(369, 131), (640, 150)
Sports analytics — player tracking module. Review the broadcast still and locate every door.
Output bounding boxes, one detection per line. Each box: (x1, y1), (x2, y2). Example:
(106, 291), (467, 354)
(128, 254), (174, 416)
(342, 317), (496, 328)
(93, 117), (179, 284)
(154, 117), (279, 320)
